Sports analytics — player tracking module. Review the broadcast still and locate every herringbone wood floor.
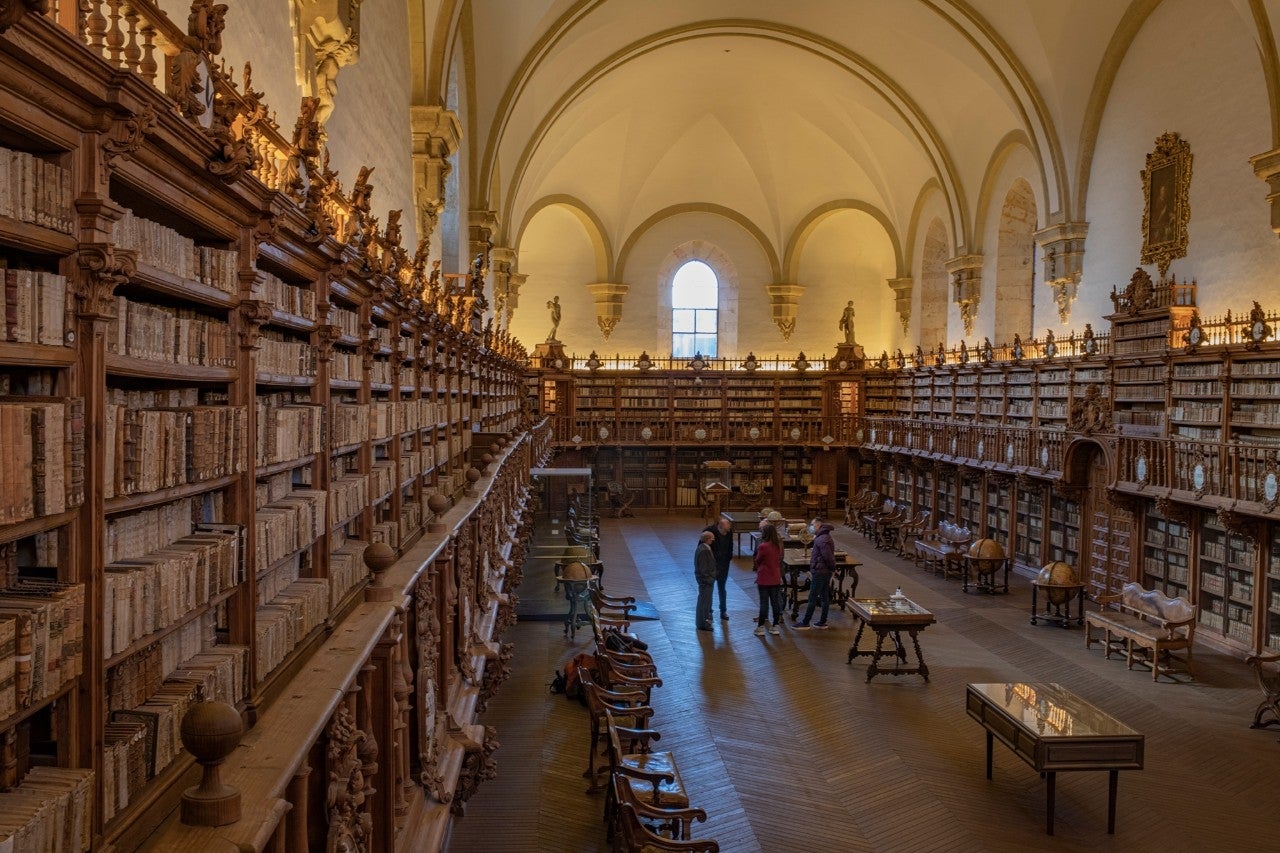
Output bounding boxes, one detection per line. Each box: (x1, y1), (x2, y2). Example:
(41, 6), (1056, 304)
(447, 513), (1280, 852)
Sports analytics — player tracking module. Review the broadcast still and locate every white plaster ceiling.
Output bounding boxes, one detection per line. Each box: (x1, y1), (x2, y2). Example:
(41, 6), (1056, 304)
(455, 0), (1138, 264)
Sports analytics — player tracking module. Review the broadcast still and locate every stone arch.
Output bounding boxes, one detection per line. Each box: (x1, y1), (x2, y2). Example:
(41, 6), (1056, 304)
(655, 241), (742, 358)
(616, 203), (779, 283)
(783, 199), (905, 283)
(993, 178), (1036, 344)
(514, 195), (613, 281)
(918, 218), (949, 349)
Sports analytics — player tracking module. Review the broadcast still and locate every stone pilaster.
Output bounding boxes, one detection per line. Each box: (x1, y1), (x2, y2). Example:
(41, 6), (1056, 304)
(585, 282), (629, 340)
(887, 276), (913, 334)
(410, 106), (462, 251)
(765, 283), (805, 341)
(945, 254), (983, 337)
(505, 271), (526, 330)
(1251, 147), (1280, 237)
(1034, 221), (1088, 323)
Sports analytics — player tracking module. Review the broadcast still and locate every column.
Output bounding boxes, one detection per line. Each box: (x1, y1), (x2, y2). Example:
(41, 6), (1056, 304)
(410, 106), (462, 255)
(1034, 222), (1089, 323)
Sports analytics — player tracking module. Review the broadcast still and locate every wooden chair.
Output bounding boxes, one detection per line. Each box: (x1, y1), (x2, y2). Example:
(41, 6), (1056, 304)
(580, 667), (653, 786)
(896, 510), (931, 557)
(737, 479), (765, 512)
(601, 709), (689, 826)
(594, 648), (662, 704)
(1246, 652), (1280, 733)
(610, 776), (712, 848)
(607, 480), (637, 517)
(800, 484), (828, 518)
(590, 587), (636, 621)
(614, 802), (719, 852)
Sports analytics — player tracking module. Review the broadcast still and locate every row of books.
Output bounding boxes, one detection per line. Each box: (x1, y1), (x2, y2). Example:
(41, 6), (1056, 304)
(369, 520), (399, 550)
(106, 616), (212, 713)
(254, 490), (327, 576)
(258, 331), (317, 377)
(107, 296), (234, 367)
(0, 533), (57, 590)
(331, 403), (368, 447)
(106, 498), (200, 565)
(0, 398), (84, 524)
(255, 401), (324, 466)
(370, 360), (395, 386)
(257, 552), (302, 608)
(328, 537), (369, 609)
(0, 580), (84, 718)
(329, 474), (368, 529)
(115, 210), (239, 294)
(258, 270), (316, 321)
(255, 577), (328, 679)
(103, 404), (247, 498)
(102, 525), (242, 659)
(0, 146), (74, 234)
(330, 349), (362, 382)
(329, 305), (361, 338)
(370, 461), (395, 502)
(1, 266), (69, 346)
(0, 766), (93, 853)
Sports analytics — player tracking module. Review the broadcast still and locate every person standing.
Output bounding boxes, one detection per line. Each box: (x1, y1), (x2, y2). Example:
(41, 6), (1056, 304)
(795, 517), (836, 629)
(694, 531), (716, 631)
(753, 522), (784, 636)
(703, 516), (734, 621)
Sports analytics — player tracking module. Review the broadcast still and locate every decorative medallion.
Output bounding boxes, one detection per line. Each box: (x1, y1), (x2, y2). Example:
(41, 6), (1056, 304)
(976, 439), (985, 459)
(748, 426), (761, 440)
(792, 352), (810, 372)
(1192, 462), (1206, 495)
(1245, 301), (1272, 351)
(1262, 457), (1280, 513)
(635, 351), (653, 371)
(597, 426), (609, 440)
(981, 337), (993, 364)
(1183, 312), (1204, 353)
(640, 426), (653, 441)
(855, 428), (864, 443)
(838, 359), (849, 370)
(1040, 445), (1050, 469)
(871, 428), (878, 444)
(1043, 329), (1057, 359)
(951, 436), (958, 456)
(822, 435), (835, 446)
(694, 427), (707, 441)
(585, 350), (603, 371)
(689, 352), (707, 371)
(1005, 442), (1015, 464)
(927, 434), (935, 452)
(789, 427), (802, 441)
(741, 352), (760, 371)
(1136, 455), (1149, 485)
(887, 430), (895, 447)
(1011, 334), (1024, 363)
(1081, 323), (1098, 357)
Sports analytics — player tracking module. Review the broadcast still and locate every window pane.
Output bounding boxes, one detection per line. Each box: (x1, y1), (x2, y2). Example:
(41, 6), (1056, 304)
(694, 309), (717, 333)
(672, 334), (696, 358)
(694, 334), (717, 357)
(672, 260), (718, 308)
(672, 309), (695, 333)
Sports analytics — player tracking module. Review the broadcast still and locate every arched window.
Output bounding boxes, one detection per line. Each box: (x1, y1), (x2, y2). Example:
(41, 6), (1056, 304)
(671, 260), (718, 357)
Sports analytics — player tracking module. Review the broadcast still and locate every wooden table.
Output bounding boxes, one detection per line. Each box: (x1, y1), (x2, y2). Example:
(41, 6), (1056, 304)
(965, 682), (1144, 835)
(721, 511), (762, 555)
(845, 596), (935, 682)
(782, 549), (861, 618)
(1030, 581), (1086, 627)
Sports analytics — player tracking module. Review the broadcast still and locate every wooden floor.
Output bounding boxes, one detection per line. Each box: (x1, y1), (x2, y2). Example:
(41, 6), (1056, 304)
(446, 512), (1280, 852)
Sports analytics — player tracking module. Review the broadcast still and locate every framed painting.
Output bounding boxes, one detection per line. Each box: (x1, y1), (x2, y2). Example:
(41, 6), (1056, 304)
(1140, 132), (1192, 278)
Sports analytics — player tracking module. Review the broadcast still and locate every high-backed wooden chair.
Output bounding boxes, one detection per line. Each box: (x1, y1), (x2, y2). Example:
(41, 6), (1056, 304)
(580, 667), (653, 786)
(610, 776), (713, 848)
(1246, 652), (1280, 733)
(614, 802), (719, 852)
(607, 480), (637, 517)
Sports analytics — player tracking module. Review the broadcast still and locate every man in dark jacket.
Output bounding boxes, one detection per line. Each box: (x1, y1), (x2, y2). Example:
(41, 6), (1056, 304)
(694, 531), (717, 631)
(703, 516), (734, 621)
(795, 517), (836, 629)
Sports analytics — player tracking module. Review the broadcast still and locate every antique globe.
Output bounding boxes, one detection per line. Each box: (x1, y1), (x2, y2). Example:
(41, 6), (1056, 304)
(968, 538), (1005, 561)
(1037, 560), (1078, 605)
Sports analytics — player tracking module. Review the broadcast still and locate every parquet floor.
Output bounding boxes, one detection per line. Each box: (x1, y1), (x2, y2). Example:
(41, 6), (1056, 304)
(446, 513), (1280, 852)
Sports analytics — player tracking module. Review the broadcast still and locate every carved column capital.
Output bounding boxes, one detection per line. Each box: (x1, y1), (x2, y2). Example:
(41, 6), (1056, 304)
(765, 282), (805, 341)
(945, 254), (982, 337)
(238, 299), (273, 349)
(75, 243), (137, 319)
(887, 276), (913, 334)
(1251, 147), (1280, 237)
(1034, 222), (1088, 323)
(100, 102), (158, 181)
(585, 282), (629, 340)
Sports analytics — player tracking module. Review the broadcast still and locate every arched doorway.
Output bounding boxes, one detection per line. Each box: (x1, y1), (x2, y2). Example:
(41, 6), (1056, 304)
(1064, 440), (1132, 601)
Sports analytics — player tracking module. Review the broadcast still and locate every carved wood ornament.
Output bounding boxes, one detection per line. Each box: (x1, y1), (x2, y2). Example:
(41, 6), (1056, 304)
(326, 700), (373, 853)
(0, 0), (48, 35)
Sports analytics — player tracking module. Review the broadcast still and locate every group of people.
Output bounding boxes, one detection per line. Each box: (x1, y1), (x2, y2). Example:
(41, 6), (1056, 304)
(693, 512), (838, 634)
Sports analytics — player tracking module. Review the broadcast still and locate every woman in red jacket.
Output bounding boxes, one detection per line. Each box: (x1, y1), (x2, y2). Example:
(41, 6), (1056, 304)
(753, 522), (784, 636)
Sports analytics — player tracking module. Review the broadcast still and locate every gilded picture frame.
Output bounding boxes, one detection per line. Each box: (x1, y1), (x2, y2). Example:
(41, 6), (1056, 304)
(1140, 132), (1192, 278)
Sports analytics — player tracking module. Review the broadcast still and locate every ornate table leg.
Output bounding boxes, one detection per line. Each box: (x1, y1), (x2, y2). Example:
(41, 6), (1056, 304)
(910, 629), (929, 682)
(847, 618), (867, 664)
(867, 628), (887, 682)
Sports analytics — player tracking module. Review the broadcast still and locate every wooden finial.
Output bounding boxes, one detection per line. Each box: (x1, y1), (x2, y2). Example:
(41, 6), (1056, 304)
(179, 697), (244, 826)
(363, 542), (397, 602)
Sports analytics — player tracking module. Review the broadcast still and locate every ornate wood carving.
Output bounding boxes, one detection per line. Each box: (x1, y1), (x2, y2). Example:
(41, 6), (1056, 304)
(1051, 478), (1083, 503)
(1111, 267), (1155, 315)
(237, 299), (273, 349)
(476, 642), (513, 715)
(450, 725), (498, 816)
(75, 244), (137, 319)
(413, 568), (450, 803)
(325, 700), (372, 853)
(1068, 384), (1112, 435)
(1154, 495), (1193, 524)
(1216, 506), (1261, 542)
(0, 0), (48, 34)
(101, 103), (158, 177)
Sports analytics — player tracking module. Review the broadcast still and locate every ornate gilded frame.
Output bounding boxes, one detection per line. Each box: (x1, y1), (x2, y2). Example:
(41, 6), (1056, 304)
(1140, 132), (1192, 278)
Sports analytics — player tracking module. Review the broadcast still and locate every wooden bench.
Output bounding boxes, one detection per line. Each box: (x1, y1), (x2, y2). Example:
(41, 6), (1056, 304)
(914, 521), (972, 577)
(1085, 583), (1197, 681)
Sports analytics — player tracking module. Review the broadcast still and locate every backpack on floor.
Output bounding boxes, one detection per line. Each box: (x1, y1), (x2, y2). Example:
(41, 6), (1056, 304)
(563, 652), (596, 704)
(549, 670), (567, 694)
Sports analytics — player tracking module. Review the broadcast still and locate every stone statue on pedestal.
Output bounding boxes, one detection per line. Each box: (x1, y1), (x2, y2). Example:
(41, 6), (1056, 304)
(546, 295), (561, 342)
(839, 300), (856, 344)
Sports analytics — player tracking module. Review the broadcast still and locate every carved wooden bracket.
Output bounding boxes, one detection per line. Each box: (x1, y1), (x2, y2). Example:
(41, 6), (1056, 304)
(1216, 506), (1261, 541)
(0, 0), (48, 34)
(237, 299), (273, 349)
(1154, 495), (1193, 524)
(325, 699), (373, 853)
(101, 102), (158, 178)
(75, 243), (137, 319)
